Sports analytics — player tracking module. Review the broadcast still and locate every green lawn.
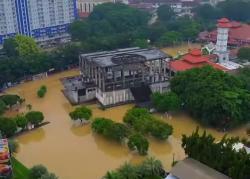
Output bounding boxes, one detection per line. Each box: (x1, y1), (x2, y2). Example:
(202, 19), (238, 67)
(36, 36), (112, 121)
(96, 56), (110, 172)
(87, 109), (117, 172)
(11, 157), (30, 179)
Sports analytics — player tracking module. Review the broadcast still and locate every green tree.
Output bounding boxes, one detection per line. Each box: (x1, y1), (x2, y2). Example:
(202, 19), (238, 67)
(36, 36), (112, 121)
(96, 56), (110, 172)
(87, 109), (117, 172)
(128, 133), (149, 155)
(171, 66), (250, 129)
(237, 47), (250, 61)
(193, 4), (221, 20)
(30, 165), (48, 179)
(218, 0), (250, 22)
(157, 31), (182, 47)
(92, 118), (128, 142)
(139, 157), (163, 178)
(182, 128), (250, 179)
(3, 35), (39, 57)
(103, 171), (125, 179)
(117, 163), (140, 179)
(14, 115), (28, 130)
(25, 111), (44, 127)
(40, 173), (58, 179)
(37, 85), (47, 98)
(149, 120), (173, 140)
(69, 106), (92, 123)
(3, 37), (18, 57)
(0, 99), (6, 114)
(123, 108), (173, 140)
(0, 94), (22, 108)
(151, 92), (181, 112)
(0, 117), (17, 137)
(157, 5), (175, 22)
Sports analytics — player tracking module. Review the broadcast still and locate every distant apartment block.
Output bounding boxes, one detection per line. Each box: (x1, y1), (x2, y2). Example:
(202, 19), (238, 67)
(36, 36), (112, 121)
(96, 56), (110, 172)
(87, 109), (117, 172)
(0, 0), (77, 45)
(77, 0), (114, 18)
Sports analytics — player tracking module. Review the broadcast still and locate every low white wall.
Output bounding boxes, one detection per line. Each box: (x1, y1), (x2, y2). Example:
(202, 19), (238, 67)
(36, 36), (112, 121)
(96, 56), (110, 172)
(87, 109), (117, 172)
(96, 88), (134, 106)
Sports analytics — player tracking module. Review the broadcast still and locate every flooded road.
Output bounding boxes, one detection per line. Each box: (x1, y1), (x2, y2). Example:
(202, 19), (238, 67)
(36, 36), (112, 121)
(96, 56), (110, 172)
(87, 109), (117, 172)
(6, 69), (248, 179)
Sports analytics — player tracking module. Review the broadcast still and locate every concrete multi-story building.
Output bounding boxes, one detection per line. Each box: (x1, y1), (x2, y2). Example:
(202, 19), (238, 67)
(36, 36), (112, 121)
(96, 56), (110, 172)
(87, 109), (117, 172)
(62, 47), (171, 107)
(77, 0), (114, 18)
(0, 0), (77, 45)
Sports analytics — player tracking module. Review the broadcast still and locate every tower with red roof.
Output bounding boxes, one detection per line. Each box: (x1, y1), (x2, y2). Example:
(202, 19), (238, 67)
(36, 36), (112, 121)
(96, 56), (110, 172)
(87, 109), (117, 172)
(215, 18), (232, 63)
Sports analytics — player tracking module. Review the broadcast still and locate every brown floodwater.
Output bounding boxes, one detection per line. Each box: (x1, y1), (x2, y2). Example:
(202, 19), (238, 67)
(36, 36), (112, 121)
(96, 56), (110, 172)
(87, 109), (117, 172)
(6, 69), (248, 179)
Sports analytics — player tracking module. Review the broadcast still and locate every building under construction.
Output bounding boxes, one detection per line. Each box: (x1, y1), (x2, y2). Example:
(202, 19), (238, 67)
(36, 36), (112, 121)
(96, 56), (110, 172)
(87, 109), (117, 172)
(63, 47), (171, 107)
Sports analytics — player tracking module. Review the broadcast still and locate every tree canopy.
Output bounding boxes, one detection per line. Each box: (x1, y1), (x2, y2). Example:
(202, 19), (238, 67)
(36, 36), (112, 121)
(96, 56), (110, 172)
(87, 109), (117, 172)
(3, 35), (39, 57)
(25, 111), (44, 127)
(171, 66), (250, 129)
(151, 92), (181, 112)
(91, 118), (129, 142)
(128, 133), (149, 155)
(69, 3), (150, 51)
(104, 157), (165, 179)
(237, 47), (250, 61)
(69, 106), (92, 123)
(123, 108), (173, 140)
(157, 4), (175, 22)
(0, 117), (17, 137)
(182, 128), (250, 179)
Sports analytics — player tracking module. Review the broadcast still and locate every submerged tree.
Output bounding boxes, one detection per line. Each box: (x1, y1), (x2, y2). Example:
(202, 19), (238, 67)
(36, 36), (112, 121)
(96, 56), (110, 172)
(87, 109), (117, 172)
(25, 111), (44, 127)
(128, 133), (149, 155)
(69, 106), (92, 123)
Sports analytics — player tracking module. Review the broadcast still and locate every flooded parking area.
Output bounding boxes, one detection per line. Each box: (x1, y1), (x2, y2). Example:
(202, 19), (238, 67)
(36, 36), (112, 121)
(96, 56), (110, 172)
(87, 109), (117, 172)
(6, 68), (248, 179)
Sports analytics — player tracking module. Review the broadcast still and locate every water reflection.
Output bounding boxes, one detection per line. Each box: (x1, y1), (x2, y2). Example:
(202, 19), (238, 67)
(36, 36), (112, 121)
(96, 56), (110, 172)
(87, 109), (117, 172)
(92, 133), (129, 158)
(70, 125), (91, 137)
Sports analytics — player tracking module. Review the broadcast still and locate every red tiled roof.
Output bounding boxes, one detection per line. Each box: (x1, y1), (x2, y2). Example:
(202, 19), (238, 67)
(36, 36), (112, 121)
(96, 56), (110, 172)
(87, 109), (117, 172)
(217, 18), (232, 28)
(169, 49), (228, 72)
(199, 19), (250, 46)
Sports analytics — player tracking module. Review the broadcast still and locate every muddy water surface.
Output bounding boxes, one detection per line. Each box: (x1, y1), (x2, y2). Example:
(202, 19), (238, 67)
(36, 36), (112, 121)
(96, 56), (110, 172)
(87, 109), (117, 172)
(6, 69), (248, 179)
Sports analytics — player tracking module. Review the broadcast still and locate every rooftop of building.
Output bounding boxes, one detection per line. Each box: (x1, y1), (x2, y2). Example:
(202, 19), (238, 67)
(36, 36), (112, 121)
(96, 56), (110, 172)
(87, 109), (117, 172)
(199, 19), (250, 45)
(80, 47), (169, 67)
(169, 49), (228, 72)
(168, 158), (230, 179)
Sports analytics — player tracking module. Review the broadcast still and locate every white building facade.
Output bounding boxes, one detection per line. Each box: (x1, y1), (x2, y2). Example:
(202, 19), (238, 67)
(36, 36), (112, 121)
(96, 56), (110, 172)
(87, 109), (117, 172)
(0, 0), (77, 45)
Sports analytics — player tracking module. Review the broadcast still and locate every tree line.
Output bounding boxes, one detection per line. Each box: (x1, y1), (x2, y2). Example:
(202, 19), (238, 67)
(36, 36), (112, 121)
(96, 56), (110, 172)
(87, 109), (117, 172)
(0, 105), (45, 137)
(193, 0), (250, 30)
(182, 128), (250, 179)
(152, 66), (250, 130)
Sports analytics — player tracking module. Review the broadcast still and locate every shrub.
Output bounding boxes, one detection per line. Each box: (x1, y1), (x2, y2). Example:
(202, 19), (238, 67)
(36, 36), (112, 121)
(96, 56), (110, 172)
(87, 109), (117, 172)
(25, 111), (44, 127)
(30, 165), (48, 179)
(0, 99), (6, 114)
(92, 118), (129, 142)
(14, 115), (28, 130)
(151, 92), (181, 112)
(128, 133), (149, 155)
(37, 85), (47, 98)
(123, 108), (173, 140)
(0, 94), (21, 107)
(40, 173), (58, 179)
(149, 120), (173, 140)
(69, 106), (92, 122)
(0, 117), (17, 137)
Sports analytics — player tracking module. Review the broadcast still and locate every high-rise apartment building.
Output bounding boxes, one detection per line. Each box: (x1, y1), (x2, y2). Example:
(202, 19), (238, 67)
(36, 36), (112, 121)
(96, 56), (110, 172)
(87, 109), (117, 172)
(0, 0), (77, 45)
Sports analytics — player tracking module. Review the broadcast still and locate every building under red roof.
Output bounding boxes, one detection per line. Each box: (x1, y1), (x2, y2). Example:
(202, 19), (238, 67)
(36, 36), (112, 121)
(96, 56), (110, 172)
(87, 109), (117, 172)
(169, 49), (228, 72)
(199, 19), (250, 46)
